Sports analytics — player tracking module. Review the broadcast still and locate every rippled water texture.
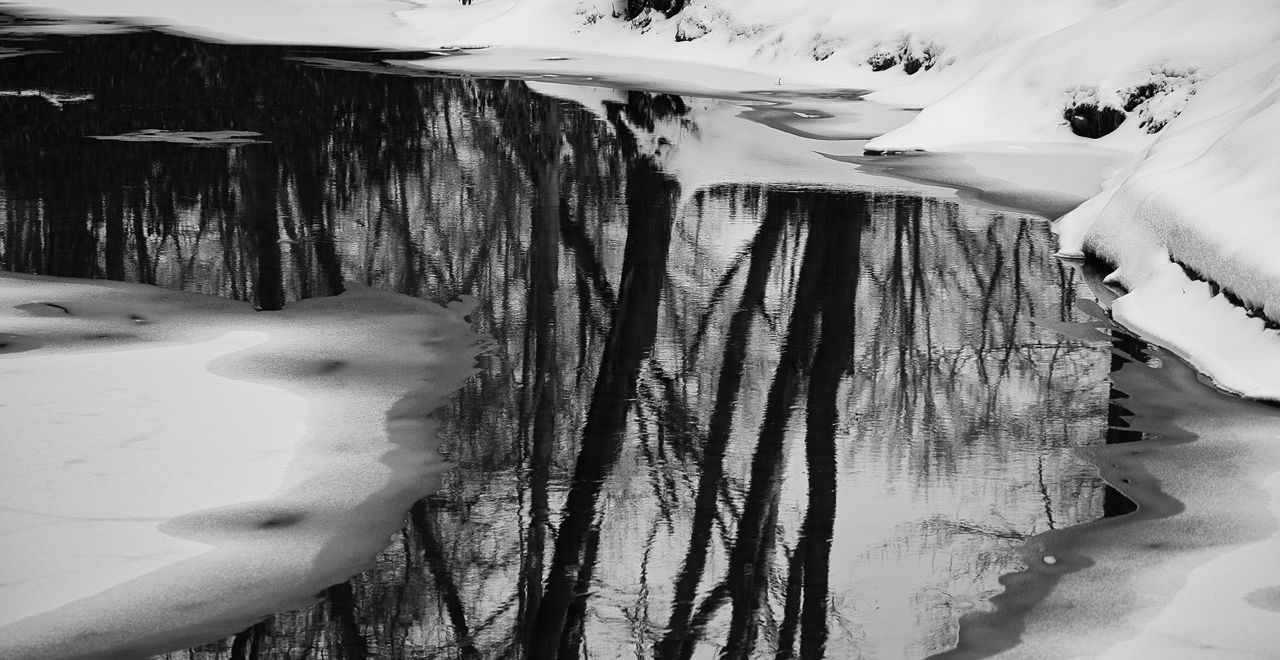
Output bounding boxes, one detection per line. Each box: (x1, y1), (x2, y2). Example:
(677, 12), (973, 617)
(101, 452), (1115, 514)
(0, 22), (1135, 659)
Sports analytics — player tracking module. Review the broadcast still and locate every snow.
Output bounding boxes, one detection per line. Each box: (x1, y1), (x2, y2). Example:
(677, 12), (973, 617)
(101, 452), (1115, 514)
(89, 129), (268, 146)
(1056, 40), (1280, 399)
(0, 0), (436, 47)
(867, 0), (1280, 152)
(0, 274), (480, 658)
(0, 330), (303, 623)
(0, 88), (92, 106)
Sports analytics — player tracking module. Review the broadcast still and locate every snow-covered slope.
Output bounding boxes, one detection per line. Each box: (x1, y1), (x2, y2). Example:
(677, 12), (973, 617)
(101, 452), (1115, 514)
(1055, 41), (1280, 399)
(866, 0), (1280, 152)
(0, 0), (442, 46)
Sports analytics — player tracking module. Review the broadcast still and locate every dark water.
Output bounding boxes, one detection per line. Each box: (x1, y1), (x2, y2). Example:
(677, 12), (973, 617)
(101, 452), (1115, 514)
(1, 20), (1126, 659)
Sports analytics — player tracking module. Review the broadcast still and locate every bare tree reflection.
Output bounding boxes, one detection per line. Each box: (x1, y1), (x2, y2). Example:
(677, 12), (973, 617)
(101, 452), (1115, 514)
(529, 149), (678, 657)
(657, 189), (788, 660)
(0, 26), (1116, 660)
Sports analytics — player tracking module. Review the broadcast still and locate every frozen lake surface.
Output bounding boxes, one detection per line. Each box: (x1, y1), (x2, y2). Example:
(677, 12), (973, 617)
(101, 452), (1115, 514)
(1, 14), (1278, 659)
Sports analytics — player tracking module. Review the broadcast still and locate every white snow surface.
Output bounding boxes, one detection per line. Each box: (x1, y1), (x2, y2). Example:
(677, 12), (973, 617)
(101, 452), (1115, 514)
(1056, 40), (1280, 399)
(0, 0), (436, 46)
(866, 0), (1280, 152)
(0, 274), (481, 658)
(1, 330), (303, 623)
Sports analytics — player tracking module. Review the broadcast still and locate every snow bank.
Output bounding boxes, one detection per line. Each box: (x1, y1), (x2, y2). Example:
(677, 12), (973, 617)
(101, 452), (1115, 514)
(0, 274), (480, 658)
(1054, 41), (1280, 399)
(867, 0), (1280, 153)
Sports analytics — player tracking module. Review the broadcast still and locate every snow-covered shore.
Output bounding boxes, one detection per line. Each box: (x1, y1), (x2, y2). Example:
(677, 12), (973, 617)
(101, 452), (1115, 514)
(1057, 40), (1280, 399)
(0, 274), (480, 658)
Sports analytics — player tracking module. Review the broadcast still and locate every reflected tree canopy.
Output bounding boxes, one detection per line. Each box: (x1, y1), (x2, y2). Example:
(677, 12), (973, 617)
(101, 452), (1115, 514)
(0, 26), (1114, 659)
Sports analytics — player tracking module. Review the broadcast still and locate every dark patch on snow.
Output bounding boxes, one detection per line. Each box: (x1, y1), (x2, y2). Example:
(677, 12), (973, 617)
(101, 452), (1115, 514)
(1122, 82), (1160, 112)
(0, 332), (40, 354)
(318, 359), (347, 374)
(1115, 68), (1199, 134)
(808, 35), (843, 62)
(16, 301), (71, 316)
(867, 40), (938, 75)
(163, 503), (312, 542)
(674, 13), (709, 42)
(1246, 586), (1280, 612)
(1063, 103), (1125, 139)
(257, 512), (305, 529)
(1120, 83), (1169, 133)
(902, 55), (931, 75)
(626, 0), (685, 22)
(867, 51), (898, 72)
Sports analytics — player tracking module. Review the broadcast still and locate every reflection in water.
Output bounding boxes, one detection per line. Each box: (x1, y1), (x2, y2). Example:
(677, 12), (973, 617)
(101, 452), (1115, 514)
(0, 25), (1115, 659)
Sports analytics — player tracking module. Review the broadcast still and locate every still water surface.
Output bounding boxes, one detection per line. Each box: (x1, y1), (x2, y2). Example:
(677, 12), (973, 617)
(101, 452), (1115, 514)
(0, 20), (1129, 658)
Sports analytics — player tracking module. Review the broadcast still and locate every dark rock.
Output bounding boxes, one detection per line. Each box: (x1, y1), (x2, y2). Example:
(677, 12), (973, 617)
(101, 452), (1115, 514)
(1123, 82), (1160, 112)
(1063, 103), (1126, 138)
(867, 52), (899, 72)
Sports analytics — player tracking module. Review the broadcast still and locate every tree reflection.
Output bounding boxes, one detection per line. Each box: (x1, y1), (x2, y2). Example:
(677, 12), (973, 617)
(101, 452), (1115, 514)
(529, 153), (678, 659)
(0, 26), (1114, 660)
(658, 189), (788, 660)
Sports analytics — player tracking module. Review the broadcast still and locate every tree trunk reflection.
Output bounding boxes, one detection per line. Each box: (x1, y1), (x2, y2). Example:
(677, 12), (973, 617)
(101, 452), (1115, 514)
(528, 157), (677, 658)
